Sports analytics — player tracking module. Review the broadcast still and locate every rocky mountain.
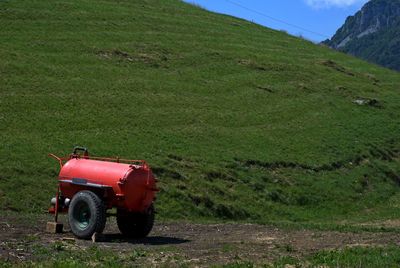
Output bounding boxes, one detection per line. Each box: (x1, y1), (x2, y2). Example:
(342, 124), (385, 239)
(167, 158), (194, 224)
(323, 0), (400, 71)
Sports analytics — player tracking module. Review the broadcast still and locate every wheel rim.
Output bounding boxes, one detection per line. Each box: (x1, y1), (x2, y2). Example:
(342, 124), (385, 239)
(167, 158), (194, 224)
(73, 201), (91, 230)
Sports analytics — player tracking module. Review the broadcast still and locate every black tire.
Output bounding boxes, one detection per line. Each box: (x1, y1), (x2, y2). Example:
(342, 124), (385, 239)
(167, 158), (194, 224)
(117, 204), (155, 238)
(68, 190), (106, 239)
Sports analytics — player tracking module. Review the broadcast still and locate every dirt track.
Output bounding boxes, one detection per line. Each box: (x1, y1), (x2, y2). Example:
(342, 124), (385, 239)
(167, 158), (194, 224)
(1, 214), (400, 266)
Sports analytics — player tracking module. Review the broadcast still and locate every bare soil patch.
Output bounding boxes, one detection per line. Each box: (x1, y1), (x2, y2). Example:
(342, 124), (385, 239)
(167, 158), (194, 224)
(1, 214), (399, 266)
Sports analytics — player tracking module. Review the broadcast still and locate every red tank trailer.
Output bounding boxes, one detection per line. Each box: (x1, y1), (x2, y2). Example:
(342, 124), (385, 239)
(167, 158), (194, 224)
(48, 147), (158, 239)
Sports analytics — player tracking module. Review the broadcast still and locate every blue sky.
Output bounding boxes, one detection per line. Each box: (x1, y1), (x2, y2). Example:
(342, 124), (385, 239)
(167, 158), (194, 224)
(183, 0), (369, 42)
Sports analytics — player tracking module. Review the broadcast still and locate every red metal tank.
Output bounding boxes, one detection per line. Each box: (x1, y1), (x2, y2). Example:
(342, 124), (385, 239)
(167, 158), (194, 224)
(48, 147), (158, 239)
(49, 147), (158, 213)
(58, 158), (157, 212)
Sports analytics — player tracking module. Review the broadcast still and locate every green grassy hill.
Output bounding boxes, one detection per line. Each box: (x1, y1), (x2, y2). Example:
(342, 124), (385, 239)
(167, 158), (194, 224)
(1, 0), (400, 226)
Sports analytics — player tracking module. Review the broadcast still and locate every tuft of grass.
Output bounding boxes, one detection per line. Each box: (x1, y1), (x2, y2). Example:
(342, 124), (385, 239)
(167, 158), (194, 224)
(1, 244), (149, 267)
(274, 245), (400, 268)
(218, 262), (255, 268)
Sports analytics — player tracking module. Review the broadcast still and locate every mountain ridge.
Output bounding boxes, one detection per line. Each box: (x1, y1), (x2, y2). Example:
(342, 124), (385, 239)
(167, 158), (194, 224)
(323, 0), (400, 71)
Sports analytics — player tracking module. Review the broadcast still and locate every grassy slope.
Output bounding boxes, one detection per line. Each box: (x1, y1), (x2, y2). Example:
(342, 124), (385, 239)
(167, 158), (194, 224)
(1, 0), (400, 225)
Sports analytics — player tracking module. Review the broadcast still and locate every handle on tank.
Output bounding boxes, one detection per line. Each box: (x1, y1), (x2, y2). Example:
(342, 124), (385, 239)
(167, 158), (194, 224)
(73, 146), (89, 155)
(72, 146), (89, 159)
